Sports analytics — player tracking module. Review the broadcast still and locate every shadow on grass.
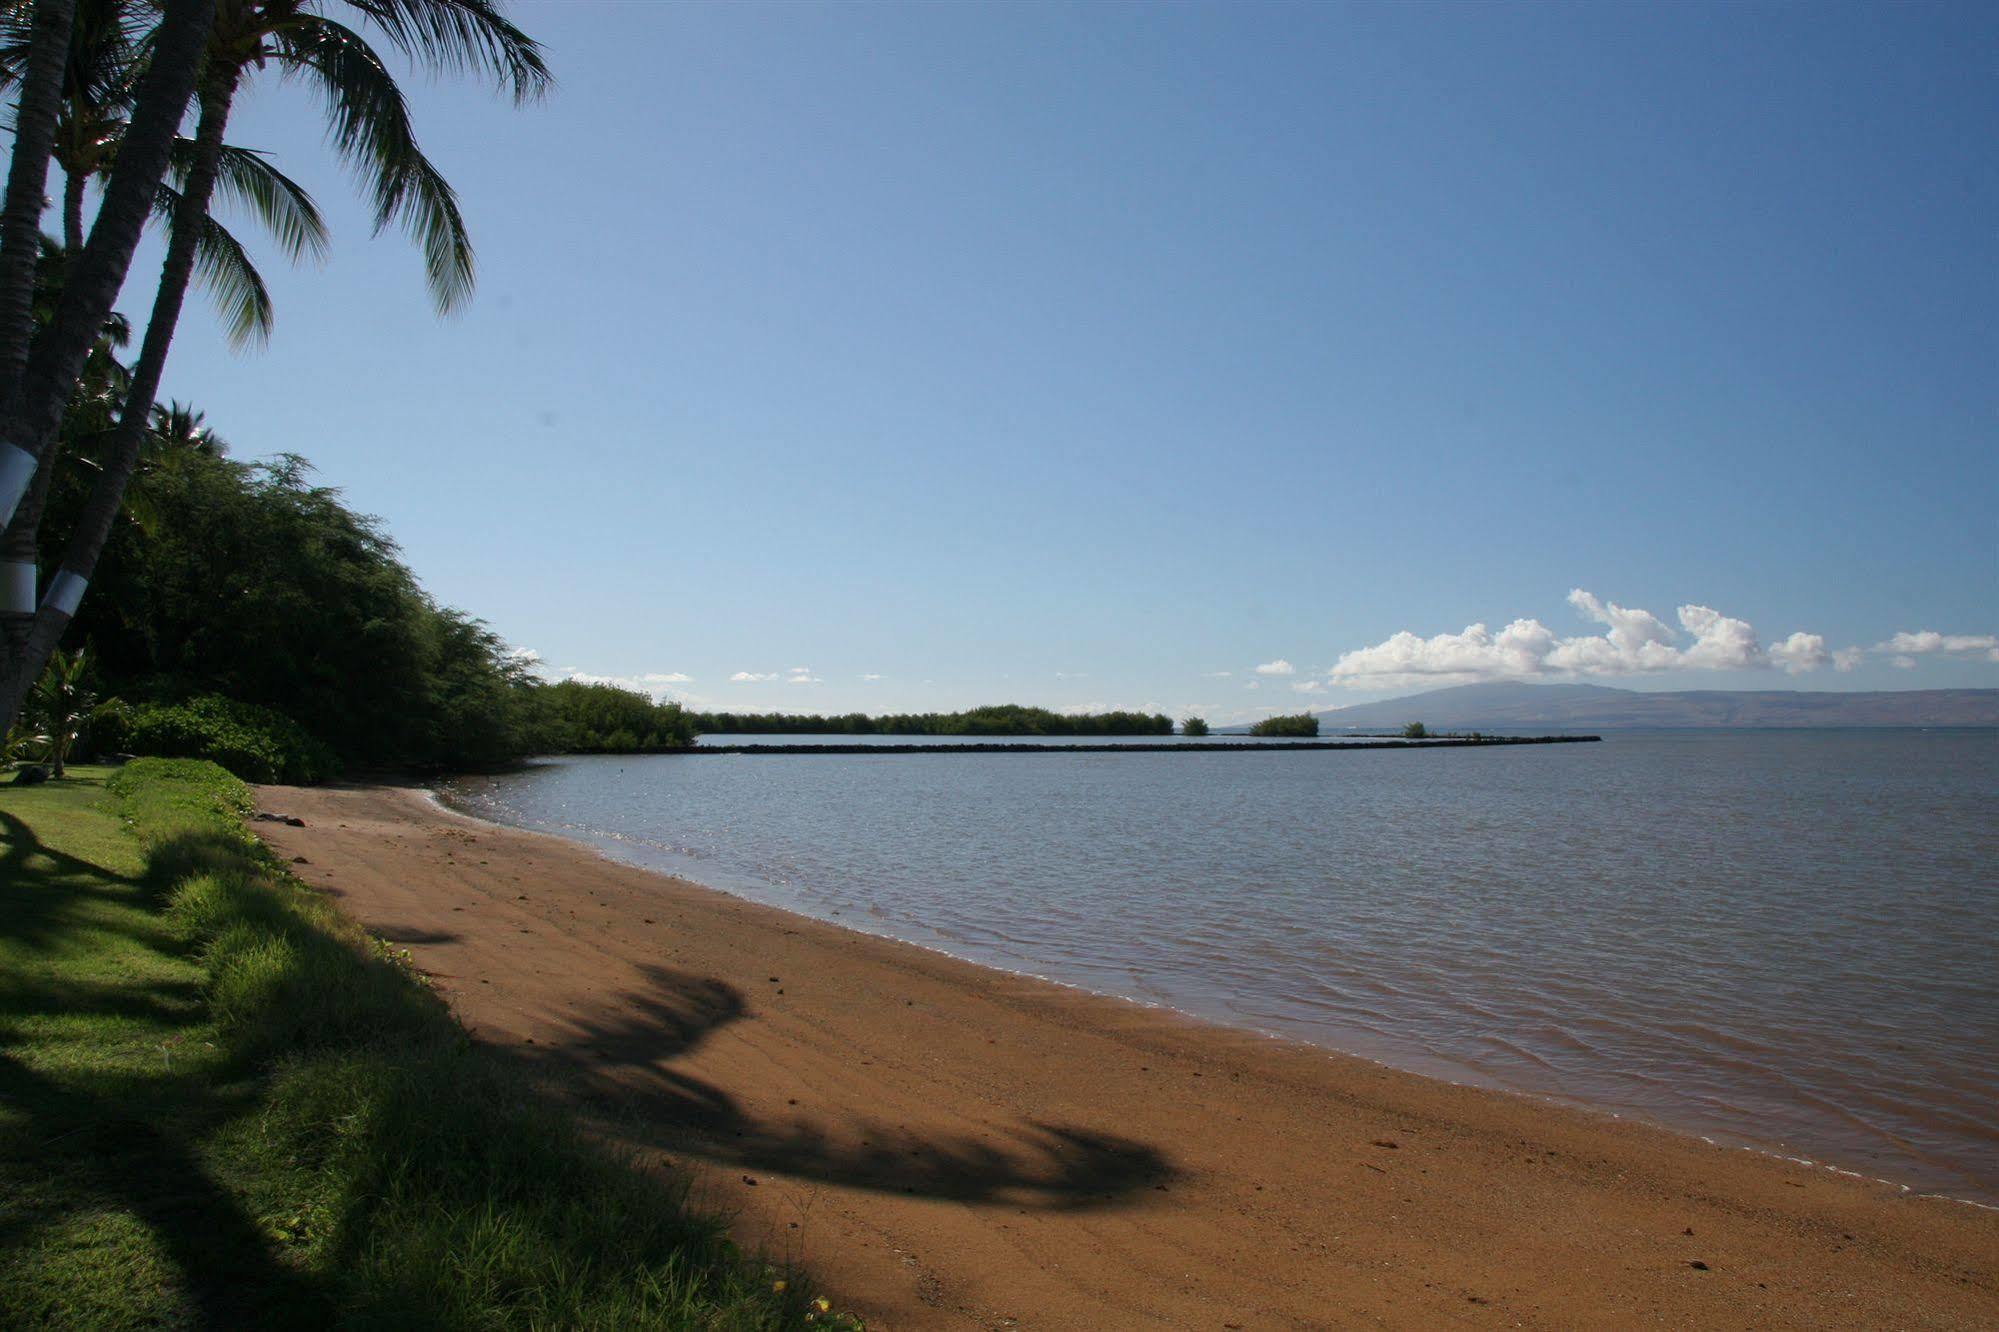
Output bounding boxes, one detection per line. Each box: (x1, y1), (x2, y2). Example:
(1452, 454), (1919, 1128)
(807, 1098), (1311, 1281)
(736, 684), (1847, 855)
(0, 806), (332, 1326)
(505, 963), (1177, 1210)
(0, 807), (144, 950)
(0, 1054), (329, 1326)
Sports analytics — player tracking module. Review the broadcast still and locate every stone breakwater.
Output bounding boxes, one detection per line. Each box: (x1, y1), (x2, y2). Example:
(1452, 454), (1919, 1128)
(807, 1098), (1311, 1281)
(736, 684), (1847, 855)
(680, 736), (1603, 754)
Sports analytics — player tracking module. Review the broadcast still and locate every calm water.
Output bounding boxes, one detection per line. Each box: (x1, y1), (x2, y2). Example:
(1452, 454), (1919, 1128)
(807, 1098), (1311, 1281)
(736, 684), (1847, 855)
(442, 730), (1999, 1202)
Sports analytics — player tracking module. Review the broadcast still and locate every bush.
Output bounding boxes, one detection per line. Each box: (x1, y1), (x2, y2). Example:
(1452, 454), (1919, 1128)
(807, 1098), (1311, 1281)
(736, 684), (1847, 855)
(1249, 712), (1320, 738)
(1182, 717), (1209, 736)
(95, 695), (337, 784)
(1402, 721), (1428, 739)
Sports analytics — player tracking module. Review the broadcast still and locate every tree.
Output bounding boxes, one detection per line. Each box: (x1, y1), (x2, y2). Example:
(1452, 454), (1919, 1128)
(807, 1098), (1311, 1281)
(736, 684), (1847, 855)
(1181, 716), (1208, 736)
(0, 0), (333, 666)
(0, 0), (549, 733)
(0, 0), (217, 529)
(1402, 721), (1427, 739)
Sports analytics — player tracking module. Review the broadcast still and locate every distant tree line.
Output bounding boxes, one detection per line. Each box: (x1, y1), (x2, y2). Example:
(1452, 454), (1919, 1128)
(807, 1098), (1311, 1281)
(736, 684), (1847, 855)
(689, 704), (1175, 737)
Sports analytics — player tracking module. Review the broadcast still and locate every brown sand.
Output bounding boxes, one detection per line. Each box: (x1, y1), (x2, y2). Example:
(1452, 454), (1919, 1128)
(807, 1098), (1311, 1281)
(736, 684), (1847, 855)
(252, 783), (1998, 1330)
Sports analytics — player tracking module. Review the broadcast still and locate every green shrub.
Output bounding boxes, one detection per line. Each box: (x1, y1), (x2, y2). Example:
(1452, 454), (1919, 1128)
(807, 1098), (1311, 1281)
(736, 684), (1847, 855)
(96, 695), (336, 783)
(1181, 717), (1209, 737)
(1402, 721), (1428, 739)
(1249, 712), (1320, 737)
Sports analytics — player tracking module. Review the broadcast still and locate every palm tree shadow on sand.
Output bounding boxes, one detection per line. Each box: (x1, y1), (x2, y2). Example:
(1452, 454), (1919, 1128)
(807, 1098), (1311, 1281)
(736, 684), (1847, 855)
(495, 963), (1175, 1211)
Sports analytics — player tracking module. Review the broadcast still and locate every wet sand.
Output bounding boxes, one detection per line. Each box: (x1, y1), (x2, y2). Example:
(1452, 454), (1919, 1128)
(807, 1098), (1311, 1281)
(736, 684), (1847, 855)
(252, 783), (1999, 1330)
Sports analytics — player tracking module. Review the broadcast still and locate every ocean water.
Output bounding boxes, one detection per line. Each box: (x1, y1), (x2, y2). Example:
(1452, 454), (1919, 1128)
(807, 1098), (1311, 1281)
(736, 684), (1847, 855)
(441, 729), (1999, 1202)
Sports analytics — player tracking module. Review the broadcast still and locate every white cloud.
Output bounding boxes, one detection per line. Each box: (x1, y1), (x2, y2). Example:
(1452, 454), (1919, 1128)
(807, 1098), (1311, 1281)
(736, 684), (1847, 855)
(1254, 659), (1296, 676)
(1877, 631), (1999, 662)
(1674, 604), (1764, 671)
(1054, 671), (1089, 679)
(730, 671), (779, 683)
(1832, 647), (1865, 672)
(1203, 670), (1233, 678)
(1292, 680), (1328, 694)
(1326, 588), (1850, 688)
(1059, 701), (1108, 716)
(1767, 632), (1830, 676)
(1892, 655), (1917, 670)
(785, 673), (822, 685)
(859, 673), (884, 681)
(638, 672), (693, 684)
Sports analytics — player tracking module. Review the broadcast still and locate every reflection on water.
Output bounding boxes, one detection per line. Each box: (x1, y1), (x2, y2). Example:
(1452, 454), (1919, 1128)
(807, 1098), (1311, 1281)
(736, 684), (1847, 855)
(443, 729), (1999, 1202)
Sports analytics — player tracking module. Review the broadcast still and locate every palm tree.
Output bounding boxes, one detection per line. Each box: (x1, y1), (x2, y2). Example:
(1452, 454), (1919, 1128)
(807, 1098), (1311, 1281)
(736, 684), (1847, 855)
(0, 0), (215, 529)
(148, 399), (224, 455)
(0, 0), (547, 730)
(0, 1), (330, 662)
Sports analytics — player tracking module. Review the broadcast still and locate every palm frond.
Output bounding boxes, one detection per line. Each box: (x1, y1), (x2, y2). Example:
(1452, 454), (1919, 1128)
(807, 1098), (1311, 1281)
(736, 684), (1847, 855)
(340, 0), (551, 103)
(170, 138), (331, 263)
(275, 15), (473, 312)
(153, 180), (275, 347)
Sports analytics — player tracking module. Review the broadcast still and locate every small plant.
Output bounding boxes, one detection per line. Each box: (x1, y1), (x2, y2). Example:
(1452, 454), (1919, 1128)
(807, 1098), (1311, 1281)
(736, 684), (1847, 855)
(2, 716), (49, 769)
(28, 648), (99, 777)
(1182, 717), (1209, 737)
(1402, 721), (1428, 739)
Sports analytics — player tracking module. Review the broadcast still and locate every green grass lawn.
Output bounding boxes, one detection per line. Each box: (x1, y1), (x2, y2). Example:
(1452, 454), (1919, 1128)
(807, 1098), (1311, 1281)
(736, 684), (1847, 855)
(0, 762), (850, 1329)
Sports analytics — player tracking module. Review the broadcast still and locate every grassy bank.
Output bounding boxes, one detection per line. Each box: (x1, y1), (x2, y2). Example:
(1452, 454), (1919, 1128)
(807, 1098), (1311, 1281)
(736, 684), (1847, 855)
(0, 760), (849, 1328)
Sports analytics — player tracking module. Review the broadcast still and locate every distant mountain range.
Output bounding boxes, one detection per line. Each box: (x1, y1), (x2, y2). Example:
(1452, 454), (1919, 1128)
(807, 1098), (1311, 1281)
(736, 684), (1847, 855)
(1280, 681), (1999, 730)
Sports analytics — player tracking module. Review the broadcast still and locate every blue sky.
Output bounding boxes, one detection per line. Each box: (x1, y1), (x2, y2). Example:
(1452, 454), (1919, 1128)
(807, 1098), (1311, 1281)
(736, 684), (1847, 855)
(133, 0), (1994, 721)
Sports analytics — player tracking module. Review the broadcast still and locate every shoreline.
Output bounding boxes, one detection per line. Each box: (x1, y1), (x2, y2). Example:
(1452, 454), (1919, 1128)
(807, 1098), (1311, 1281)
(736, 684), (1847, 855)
(430, 785), (1990, 1211)
(253, 781), (1999, 1330)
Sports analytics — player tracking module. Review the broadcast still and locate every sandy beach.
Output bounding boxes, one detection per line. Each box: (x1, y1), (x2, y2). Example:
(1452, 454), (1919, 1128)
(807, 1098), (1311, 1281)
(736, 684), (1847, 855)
(252, 783), (1998, 1330)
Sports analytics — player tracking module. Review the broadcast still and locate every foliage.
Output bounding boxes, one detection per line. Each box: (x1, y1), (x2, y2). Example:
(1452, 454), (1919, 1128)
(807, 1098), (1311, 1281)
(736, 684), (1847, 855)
(691, 704), (1175, 736)
(530, 679), (696, 752)
(107, 755), (256, 836)
(1402, 721), (1428, 739)
(28, 648), (98, 776)
(1249, 712), (1320, 738)
(94, 694), (336, 784)
(0, 760), (851, 1327)
(45, 448), (542, 771)
(1181, 717), (1209, 737)
(2, 717), (49, 768)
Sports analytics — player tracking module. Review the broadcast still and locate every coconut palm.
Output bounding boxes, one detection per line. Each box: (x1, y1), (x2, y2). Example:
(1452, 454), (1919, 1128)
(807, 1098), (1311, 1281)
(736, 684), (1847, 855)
(0, 0), (547, 730)
(0, 0), (214, 530)
(147, 399), (223, 454)
(0, 1), (330, 668)
(0, 0), (335, 341)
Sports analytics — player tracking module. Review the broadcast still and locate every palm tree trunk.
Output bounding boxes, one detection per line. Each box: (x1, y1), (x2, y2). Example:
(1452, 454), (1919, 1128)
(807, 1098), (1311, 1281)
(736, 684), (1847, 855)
(0, 0), (77, 524)
(0, 72), (238, 734)
(0, 0), (214, 532)
(0, 438), (57, 657)
(63, 168), (85, 252)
